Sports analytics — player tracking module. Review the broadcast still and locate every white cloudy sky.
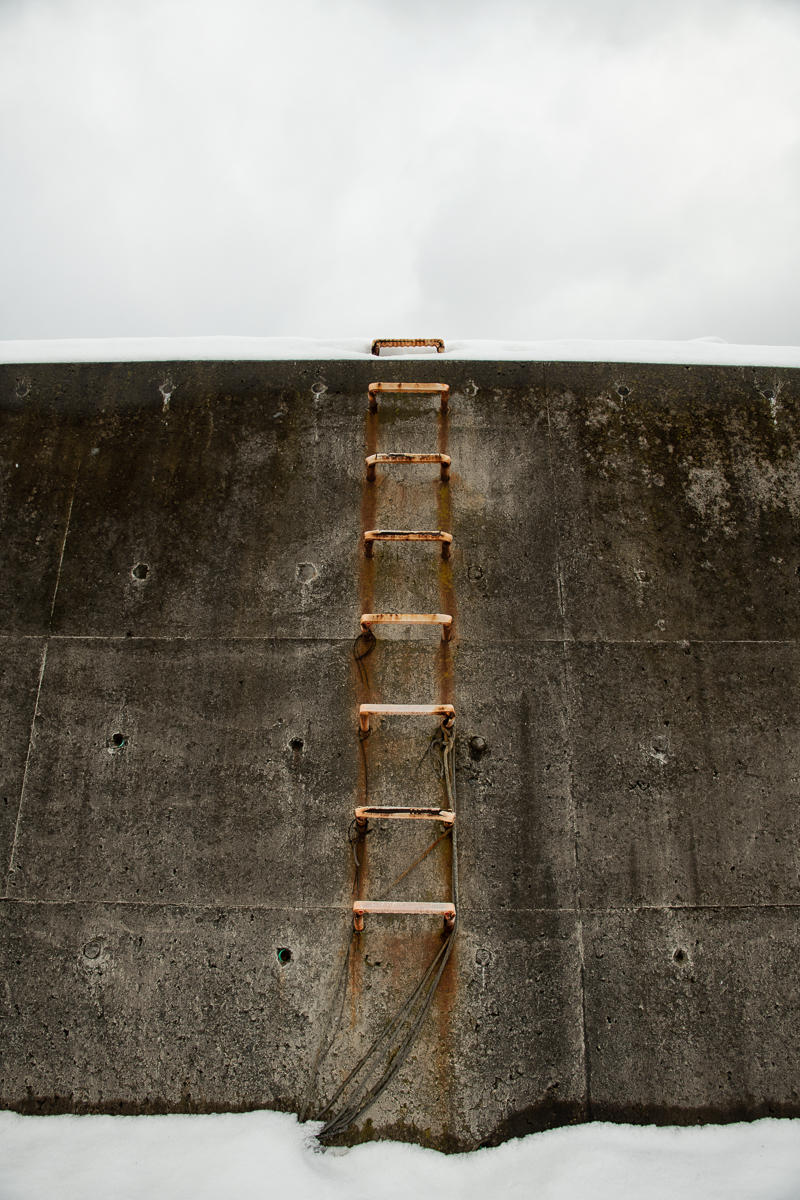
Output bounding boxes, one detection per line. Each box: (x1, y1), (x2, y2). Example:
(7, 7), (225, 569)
(1, 0), (798, 343)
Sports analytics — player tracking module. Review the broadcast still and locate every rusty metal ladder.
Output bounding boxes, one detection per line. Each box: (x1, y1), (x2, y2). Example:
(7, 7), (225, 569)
(353, 379), (456, 933)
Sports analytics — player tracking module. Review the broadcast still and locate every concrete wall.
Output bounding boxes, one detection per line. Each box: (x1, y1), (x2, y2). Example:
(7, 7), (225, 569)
(1, 359), (799, 1150)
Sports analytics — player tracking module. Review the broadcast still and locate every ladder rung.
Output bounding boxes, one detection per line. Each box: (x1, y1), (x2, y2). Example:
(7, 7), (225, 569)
(360, 612), (452, 640)
(359, 703), (455, 733)
(366, 453), (450, 482)
(353, 899), (456, 931)
(370, 339), (445, 356)
(355, 806), (455, 825)
(364, 529), (452, 541)
(368, 381), (449, 411)
(364, 530), (452, 558)
(368, 383), (449, 395)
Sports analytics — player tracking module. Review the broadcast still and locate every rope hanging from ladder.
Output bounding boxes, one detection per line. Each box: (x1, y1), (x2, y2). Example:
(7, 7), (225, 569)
(310, 721), (459, 1141)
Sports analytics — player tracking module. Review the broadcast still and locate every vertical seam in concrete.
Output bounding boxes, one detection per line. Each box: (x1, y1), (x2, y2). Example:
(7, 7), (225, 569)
(543, 366), (591, 1119)
(3, 641), (48, 895)
(48, 484), (76, 627)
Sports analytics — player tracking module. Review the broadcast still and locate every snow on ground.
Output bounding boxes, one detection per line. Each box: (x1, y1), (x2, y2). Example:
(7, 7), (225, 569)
(1, 1111), (799, 1200)
(1, 337), (800, 368)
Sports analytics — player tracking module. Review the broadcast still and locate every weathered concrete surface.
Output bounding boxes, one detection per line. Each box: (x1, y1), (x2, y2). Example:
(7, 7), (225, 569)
(1, 358), (799, 1149)
(583, 907), (800, 1122)
(548, 363), (800, 641)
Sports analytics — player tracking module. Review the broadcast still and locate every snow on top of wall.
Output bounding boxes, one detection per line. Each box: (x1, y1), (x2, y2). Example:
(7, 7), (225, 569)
(1, 1110), (800, 1200)
(1, 336), (800, 368)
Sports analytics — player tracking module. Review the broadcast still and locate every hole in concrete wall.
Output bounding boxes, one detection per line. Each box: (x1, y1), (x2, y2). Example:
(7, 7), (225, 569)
(296, 562), (318, 584)
(673, 948), (687, 963)
(289, 737), (304, 752)
(131, 563), (149, 581)
(762, 388), (775, 400)
(277, 947), (292, 965)
(617, 385), (630, 397)
(475, 948), (492, 966)
(82, 939), (103, 960)
(469, 736), (488, 759)
(110, 732), (127, 749)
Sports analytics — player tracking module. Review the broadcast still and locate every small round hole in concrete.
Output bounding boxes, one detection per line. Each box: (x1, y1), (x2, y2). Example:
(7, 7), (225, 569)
(131, 563), (149, 581)
(469, 736), (488, 759)
(617, 385), (630, 397)
(296, 562), (318, 584)
(475, 948), (491, 966)
(289, 737), (304, 752)
(277, 947), (292, 965)
(83, 939), (102, 960)
(110, 732), (127, 749)
(673, 948), (686, 963)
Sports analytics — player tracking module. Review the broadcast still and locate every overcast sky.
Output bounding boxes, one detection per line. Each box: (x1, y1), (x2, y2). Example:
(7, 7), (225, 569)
(1, 0), (798, 343)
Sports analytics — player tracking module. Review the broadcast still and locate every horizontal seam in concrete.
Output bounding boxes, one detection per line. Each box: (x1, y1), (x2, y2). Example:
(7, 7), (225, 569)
(582, 902), (800, 912)
(0, 897), (361, 913)
(1, 634), (798, 648)
(561, 638), (800, 647)
(3, 897), (796, 914)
